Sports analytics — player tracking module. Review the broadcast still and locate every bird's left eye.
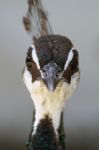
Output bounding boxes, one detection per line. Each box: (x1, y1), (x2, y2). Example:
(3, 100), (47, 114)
(70, 50), (78, 70)
(70, 60), (77, 70)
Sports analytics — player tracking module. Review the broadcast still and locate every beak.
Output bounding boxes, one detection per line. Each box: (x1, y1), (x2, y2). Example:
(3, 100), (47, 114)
(43, 77), (58, 91)
(42, 62), (62, 91)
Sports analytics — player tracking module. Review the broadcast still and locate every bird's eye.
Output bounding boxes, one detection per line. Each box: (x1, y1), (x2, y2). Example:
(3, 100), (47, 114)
(70, 62), (77, 70)
(26, 56), (33, 68)
(70, 49), (78, 69)
(70, 54), (78, 70)
(27, 62), (32, 69)
(26, 56), (31, 62)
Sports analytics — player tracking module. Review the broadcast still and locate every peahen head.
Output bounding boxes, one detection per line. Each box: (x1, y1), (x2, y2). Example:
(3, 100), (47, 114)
(23, 34), (80, 135)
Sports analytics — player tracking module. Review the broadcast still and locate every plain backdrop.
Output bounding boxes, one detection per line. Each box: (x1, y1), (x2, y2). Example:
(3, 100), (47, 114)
(0, 0), (99, 150)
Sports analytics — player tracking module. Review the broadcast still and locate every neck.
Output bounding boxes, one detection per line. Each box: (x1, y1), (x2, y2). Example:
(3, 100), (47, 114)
(30, 80), (70, 135)
(28, 111), (66, 150)
(26, 80), (71, 150)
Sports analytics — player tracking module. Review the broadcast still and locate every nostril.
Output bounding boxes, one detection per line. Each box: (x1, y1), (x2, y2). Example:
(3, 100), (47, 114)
(58, 69), (61, 73)
(56, 74), (58, 78)
(45, 73), (47, 77)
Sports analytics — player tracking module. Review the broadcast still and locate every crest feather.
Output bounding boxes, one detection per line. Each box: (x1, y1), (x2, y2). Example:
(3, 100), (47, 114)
(23, 0), (53, 40)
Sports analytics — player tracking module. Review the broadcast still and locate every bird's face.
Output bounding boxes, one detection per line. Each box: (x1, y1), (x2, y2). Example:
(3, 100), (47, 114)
(23, 35), (79, 93)
(23, 35), (80, 133)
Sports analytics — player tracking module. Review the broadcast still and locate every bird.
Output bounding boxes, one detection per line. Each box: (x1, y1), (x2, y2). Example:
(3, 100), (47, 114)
(23, 0), (80, 150)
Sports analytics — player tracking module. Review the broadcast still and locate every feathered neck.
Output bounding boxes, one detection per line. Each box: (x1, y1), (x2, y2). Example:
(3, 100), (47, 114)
(27, 112), (66, 150)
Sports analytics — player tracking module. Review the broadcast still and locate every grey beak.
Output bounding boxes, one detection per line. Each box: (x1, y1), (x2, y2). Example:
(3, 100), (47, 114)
(44, 77), (58, 91)
(42, 62), (62, 91)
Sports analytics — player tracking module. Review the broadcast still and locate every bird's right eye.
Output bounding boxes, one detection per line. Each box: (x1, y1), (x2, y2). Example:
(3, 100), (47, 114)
(26, 56), (33, 69)
(26, 46), (33, 69)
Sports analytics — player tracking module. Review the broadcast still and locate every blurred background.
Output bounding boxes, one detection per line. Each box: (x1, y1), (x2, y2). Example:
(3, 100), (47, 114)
(0, 0), (99, 150)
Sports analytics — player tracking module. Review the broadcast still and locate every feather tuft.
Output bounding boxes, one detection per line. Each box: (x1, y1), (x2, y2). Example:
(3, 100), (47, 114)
(23, 0), (53, 40)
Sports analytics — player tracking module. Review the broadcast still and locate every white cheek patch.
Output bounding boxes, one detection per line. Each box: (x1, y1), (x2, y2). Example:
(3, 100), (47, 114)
(23, 67), (33, 93)
(64, 48), (74, 70)
(31, 44), (40, 69)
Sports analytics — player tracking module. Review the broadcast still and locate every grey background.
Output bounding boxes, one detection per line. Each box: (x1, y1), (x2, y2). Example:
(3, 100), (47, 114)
(0, 0), (99, 150)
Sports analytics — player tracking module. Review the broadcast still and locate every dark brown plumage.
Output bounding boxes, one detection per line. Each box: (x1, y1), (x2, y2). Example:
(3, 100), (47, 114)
(33, 35), (73, 69)
(26, 46), (41, 82)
